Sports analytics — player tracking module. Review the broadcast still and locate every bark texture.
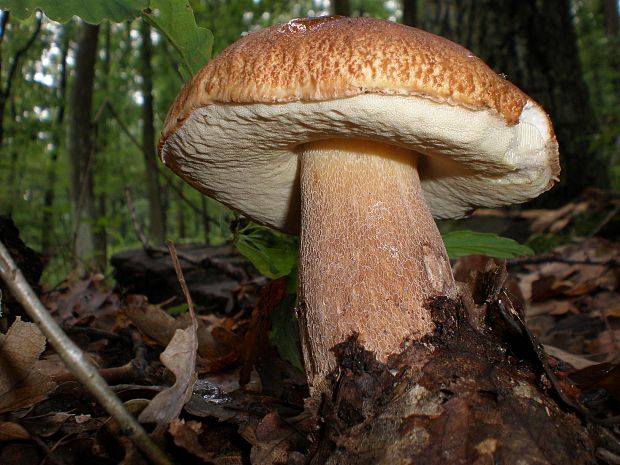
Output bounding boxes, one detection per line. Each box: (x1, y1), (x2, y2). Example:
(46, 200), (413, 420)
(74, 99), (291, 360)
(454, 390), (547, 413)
(416, 0), (607, 201)
(41, 29), (69, 256)
(67, 23), (102, 274)
(140, 20), (165, 245)
(605, 0), (619, 37)
(0, 13), (41, 149)
(331, 0), (351, 16)
(402, 0), (418, 27)
(298, 140), (455, 392)
(307, 275), (596, 465)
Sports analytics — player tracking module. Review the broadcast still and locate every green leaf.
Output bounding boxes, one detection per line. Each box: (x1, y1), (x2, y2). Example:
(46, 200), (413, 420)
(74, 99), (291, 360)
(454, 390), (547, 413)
(143, 0), (213, 78)
(269, 292), (303, 371)
(0, 0), (147, 23)
(1, 0), (213, 79)
(166, 303), (188, 316)
(233, 222), (299, 280)
(442, 230), (534, 259)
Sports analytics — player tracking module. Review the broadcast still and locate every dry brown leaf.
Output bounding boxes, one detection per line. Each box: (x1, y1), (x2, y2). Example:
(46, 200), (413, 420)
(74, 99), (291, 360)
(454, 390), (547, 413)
(0, 318), (56, 413)
(584, 329), (620, 359)
(55, 275), (118, 325)
(526, 300), (577, 317)
(544, 345), (598, 370)
(548, 301), (579, 316)
(122, 295), (180, 346)
(123, 295), (218, 359)
(138, 325), (197, 425)
(250, 411), (297, 465)
(0, 422), (30, 441)
(169, 420), (213, 463)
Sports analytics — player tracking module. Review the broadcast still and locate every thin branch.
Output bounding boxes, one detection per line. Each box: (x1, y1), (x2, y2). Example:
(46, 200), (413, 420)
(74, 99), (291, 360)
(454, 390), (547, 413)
(0, 12), (10, 77)
(167, 241), (198, 325)
(160, 170), (223, 226)
(125, 187), (151, 250)
(0, 11), (9, 42)
(125, 187), (247, 280)
(103, 99), (142, 149)
(3, 12), (42, 98)
(0, 240), (173, 465)
(589, 203), (620, 238)
(70, 135), (97, 249)
(104, 100), (220, 226)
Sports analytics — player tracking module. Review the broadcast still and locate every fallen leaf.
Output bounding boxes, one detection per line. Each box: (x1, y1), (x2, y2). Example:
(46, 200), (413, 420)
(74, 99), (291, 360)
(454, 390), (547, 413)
(168, 420), (247, 465)
(0, 318), (56, 413)
(138, 324), (197, 425)
(18, 412), (72, 437)
(570, 362), (620, 404)
(0, 443), (41, 465)
(123, 295), (218, 359)
(251, 411), (301, 465)
(55, 275), (118, 325)
(0, 422), (29, 441)
(543, 345), (598, 370)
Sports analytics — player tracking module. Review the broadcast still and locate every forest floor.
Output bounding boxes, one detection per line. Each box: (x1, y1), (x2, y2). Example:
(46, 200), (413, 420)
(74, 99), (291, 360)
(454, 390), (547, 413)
(0, 188), (619, 465)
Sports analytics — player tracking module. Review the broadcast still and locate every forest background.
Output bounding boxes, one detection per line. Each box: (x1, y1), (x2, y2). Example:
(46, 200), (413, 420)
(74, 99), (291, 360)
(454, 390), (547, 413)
(0, 0), (618, 282)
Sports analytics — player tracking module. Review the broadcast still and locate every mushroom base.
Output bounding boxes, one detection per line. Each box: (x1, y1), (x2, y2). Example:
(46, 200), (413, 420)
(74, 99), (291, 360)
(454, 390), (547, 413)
(299, 139), (456, 394)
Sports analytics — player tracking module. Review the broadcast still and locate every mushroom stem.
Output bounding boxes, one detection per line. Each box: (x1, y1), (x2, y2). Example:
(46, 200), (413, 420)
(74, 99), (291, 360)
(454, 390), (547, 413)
(298, 139), (456, 393)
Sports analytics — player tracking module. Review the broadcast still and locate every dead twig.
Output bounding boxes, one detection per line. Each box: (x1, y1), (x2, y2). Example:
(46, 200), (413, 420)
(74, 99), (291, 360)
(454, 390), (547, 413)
(125, 187), (247, 280)
(167, 241), (198, 327)
(589, 202), (620, 238)
(0, 239), (173, 465)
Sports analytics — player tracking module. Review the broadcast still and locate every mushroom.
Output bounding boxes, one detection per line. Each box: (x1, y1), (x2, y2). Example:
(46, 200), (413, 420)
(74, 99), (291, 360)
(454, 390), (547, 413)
(159, 16), (559, 393)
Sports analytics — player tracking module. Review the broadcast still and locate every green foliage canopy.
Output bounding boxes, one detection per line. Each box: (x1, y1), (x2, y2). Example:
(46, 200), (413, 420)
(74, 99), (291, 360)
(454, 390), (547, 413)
(0, 0), (213, 78)
(0, 0), (147, 23)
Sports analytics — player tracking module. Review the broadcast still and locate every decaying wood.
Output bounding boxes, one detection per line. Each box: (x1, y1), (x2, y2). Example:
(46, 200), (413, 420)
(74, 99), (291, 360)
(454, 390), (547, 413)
(306, 274), (597, 464)
(111, 244), (253, 312)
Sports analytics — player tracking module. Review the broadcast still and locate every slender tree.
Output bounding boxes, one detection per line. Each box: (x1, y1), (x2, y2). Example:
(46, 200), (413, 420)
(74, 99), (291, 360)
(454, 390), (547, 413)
(332, 0), (351, 16)
(605, 0), (619, 37)
(0, 12), (42, 217)
(417, 0), (607, 201)
(402, 0), (417, 27)
(140, 20), (166, 244)
(41, 26), (70, 256)
(201, 196), (210, 244)
(0, 12), (42, 148)
(67, 22), (102, 274)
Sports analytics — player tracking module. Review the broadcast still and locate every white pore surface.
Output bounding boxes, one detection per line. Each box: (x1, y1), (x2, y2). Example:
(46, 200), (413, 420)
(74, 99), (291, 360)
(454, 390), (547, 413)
(161, 94), (557, 233)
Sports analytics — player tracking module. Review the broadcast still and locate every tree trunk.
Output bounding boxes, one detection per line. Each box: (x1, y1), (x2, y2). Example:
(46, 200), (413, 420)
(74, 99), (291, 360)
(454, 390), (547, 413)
(176, 182), (186, 239)
(41, 27), (70, 256)
(201, 196), (210, 244)
(402, 0), (418, 27)
(67, 22), (101, 275)
(331, 0), (350, 16)
(605, 0), (619, 37)
(140, 20), (166, 245)
(603, 0), (620, 121)
(1, 13), (42, 217)
(419, 0), (607, 202)
(0, 12), (42, 149)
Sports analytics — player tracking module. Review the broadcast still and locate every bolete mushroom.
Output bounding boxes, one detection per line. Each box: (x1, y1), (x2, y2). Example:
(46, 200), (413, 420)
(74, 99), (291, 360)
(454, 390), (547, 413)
(159, 16), (559, 393)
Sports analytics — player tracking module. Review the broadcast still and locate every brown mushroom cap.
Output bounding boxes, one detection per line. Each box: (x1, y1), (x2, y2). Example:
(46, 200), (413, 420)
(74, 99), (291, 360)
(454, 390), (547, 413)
(160, 16), (560, 233)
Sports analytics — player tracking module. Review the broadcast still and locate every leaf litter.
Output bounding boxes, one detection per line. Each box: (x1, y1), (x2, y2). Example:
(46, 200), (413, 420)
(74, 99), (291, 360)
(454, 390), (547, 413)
(0, 202), (619, 464)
